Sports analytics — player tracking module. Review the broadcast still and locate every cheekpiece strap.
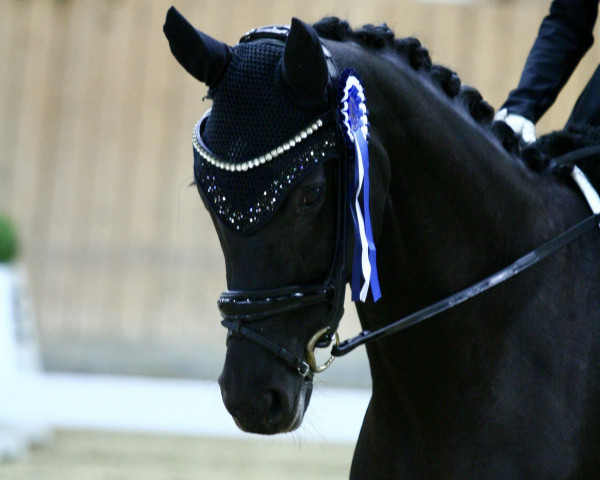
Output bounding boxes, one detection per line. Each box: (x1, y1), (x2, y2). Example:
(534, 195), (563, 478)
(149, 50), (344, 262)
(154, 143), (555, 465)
(338, 70), (381, 303)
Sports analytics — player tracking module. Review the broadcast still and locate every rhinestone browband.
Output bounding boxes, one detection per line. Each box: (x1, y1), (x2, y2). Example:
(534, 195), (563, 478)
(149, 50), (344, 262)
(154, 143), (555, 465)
(193, 109), (327, 172)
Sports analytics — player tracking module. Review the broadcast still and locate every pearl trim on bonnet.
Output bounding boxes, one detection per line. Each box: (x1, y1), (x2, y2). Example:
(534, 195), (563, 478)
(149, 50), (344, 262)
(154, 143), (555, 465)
(193, 109), (325, 172)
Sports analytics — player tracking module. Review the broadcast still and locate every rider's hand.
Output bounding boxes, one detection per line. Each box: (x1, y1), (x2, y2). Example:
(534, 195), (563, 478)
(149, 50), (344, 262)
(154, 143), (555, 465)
(494, 108), (536, 144)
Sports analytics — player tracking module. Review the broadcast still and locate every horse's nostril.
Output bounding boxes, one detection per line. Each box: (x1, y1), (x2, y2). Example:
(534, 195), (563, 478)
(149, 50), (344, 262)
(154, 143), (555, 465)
(264, 389), (285, 425)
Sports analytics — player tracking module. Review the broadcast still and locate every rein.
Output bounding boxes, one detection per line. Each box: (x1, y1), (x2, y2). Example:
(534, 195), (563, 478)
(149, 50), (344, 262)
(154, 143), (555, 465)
(333, 211), (600, 356)
(333, 149), (600, 356)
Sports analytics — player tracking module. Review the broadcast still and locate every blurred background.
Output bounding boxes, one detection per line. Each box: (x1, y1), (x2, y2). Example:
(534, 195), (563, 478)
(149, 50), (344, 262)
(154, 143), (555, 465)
(2, 0), (600, 478)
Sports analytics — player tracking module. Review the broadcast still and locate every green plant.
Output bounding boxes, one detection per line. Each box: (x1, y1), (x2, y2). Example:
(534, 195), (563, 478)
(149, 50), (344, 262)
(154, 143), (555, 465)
(0, 215), (19, 263)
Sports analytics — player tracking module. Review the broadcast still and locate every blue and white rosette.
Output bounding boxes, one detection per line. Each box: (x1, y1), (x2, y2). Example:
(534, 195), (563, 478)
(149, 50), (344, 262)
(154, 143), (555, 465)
(339, 71), (381, 303)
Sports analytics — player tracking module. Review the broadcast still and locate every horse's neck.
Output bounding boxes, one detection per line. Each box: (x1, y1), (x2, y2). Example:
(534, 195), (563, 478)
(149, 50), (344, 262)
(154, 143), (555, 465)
(340, 48), (600, 469)
(356, 58), (587, 395)
(367, 61), (563, 300)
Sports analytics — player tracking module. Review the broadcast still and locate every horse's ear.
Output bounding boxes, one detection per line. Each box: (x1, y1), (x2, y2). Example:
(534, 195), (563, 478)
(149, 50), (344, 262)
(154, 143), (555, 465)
(282, 18), (329, 108)
(163, 6), (232, 87)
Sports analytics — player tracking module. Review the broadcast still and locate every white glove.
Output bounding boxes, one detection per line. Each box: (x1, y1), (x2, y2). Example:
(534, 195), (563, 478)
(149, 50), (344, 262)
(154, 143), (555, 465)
(494, 108), (536, 144)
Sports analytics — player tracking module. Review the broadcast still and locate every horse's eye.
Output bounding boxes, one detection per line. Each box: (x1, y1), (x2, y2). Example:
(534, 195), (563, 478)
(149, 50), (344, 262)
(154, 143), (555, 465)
(302, 186), (324, 209)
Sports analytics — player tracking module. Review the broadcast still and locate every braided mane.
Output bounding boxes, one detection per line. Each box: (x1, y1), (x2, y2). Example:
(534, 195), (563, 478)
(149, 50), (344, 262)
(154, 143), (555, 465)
(314, 20), (496, 125)
(313, 17), (525, 158)
(314, 17), (600, 180)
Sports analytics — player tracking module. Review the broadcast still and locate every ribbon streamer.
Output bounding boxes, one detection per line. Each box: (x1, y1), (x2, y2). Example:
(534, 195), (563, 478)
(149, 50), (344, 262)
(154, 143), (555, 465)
(339, 72), (381, 303)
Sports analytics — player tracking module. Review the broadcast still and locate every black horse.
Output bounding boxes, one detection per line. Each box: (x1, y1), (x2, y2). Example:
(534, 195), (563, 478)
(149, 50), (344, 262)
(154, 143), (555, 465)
(164, 8), (600, 478)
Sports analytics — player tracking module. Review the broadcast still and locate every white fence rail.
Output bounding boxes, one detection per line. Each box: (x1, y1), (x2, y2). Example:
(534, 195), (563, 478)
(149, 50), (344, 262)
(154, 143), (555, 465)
(0, 373), (370, 444)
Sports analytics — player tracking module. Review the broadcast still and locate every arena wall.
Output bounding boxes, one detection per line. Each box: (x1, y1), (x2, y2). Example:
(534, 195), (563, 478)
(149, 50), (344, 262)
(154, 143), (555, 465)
(2, 0), (599, 383)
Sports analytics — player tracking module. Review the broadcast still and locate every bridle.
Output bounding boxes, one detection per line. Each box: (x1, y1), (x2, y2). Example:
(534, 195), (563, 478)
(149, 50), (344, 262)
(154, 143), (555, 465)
(215, 26), (352, 380)
(212, 27), (600, 380)
(219, 285), (342, 380)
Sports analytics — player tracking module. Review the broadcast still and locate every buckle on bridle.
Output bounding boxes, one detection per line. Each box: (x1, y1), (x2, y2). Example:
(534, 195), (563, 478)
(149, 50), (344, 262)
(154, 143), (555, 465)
(297, 361), (312, 378)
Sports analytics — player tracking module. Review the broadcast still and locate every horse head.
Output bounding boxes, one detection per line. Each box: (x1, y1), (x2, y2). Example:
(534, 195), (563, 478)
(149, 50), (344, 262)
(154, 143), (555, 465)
(163, 6), (538, 440)
(164, 7), (366, 434)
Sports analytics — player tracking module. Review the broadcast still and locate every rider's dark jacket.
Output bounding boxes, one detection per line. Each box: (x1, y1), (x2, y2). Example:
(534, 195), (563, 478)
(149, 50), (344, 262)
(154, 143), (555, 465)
(501, 0), (600, 126)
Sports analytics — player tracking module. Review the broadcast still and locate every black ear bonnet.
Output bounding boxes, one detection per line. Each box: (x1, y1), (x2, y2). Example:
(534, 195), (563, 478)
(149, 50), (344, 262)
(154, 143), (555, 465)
(164, 8), (341, 234)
